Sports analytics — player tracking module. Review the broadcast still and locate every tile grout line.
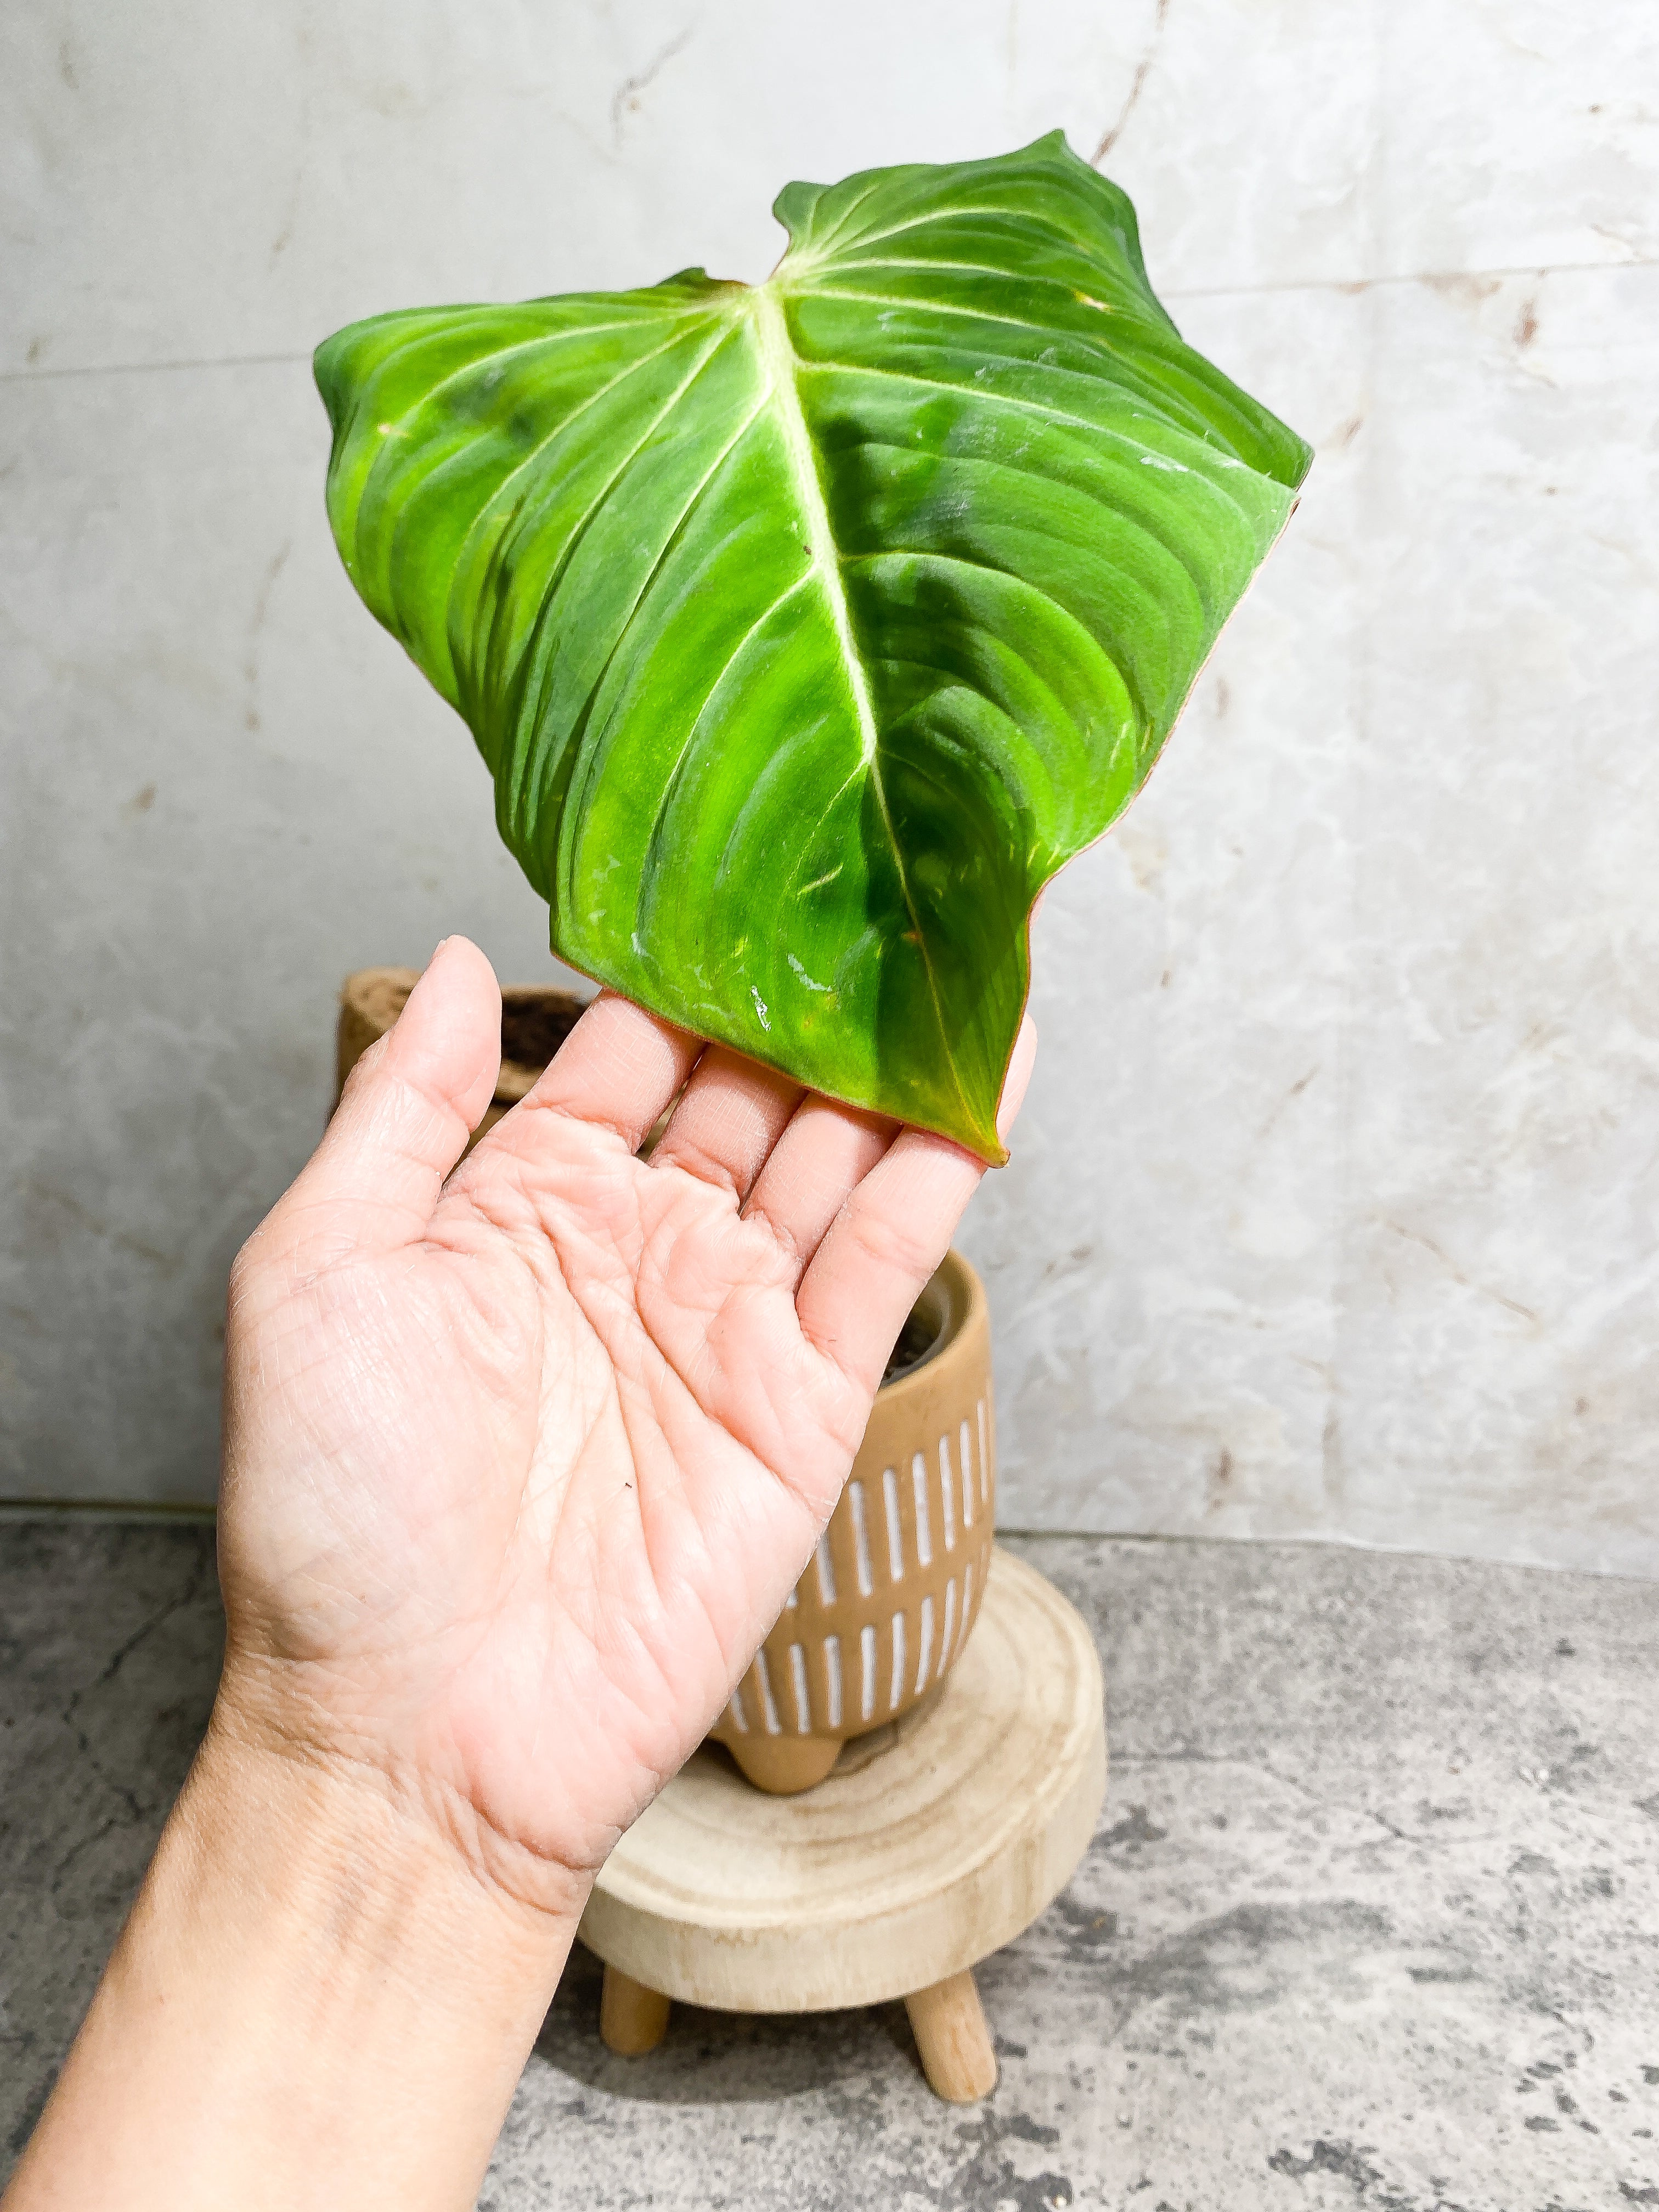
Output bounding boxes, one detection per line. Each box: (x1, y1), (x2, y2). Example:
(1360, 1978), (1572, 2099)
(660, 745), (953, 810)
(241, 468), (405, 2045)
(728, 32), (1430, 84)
(4, 253), (1655, 386)
(1, 347), (315, 385)
(1, 1504), (1651, 1580)
(1163, 253), (1658, 302)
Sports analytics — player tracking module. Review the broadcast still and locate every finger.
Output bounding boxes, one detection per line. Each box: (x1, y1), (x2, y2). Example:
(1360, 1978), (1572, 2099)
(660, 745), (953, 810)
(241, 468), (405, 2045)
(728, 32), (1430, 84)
(514, 990), (702, 1154)
(740, 1095), (897, 1282)
(650, 1047), (804, 1203)
(270, 937), (501, 1259)
(795, 1015), (1037, 1392)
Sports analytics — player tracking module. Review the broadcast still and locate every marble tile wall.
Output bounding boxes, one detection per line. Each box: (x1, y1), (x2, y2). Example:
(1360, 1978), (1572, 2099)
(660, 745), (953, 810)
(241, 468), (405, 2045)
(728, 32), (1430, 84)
(2, 3), (1655, 1571)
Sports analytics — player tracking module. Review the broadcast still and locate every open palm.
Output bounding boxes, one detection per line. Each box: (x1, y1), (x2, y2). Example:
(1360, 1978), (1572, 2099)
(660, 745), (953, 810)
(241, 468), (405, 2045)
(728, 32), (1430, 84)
(217, 938), (1032, 1906)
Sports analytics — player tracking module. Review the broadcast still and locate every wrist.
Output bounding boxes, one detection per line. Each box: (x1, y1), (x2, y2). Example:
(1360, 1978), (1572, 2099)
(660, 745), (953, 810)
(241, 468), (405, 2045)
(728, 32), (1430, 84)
(182, 1703), (589, 1978)
(205, 1663), (596, 1929)
(8, 1702), (582, 2212)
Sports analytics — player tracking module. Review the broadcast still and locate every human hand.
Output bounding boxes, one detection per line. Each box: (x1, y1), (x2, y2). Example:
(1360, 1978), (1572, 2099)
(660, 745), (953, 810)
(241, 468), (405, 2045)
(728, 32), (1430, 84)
(7, 935), (1034, 2212)
(217, 936), (1035, 1910)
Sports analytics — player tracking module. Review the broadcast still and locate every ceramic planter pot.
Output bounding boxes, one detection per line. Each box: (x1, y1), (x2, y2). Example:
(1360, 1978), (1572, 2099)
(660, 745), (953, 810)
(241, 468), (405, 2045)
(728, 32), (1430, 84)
(335, 972), (997, 1797)
(710, 1245), (996, 1794)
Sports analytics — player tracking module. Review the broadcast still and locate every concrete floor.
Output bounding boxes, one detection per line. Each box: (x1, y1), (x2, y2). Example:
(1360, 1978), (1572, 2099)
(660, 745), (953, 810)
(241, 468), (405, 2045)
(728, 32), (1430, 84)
(2, 1519), (1655, 2210)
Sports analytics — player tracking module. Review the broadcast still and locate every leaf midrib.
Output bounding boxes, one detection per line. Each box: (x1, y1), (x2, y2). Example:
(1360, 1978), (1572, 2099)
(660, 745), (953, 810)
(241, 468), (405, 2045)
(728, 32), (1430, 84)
(749, 284), (969, 1128)
(751, 287), (879, 768)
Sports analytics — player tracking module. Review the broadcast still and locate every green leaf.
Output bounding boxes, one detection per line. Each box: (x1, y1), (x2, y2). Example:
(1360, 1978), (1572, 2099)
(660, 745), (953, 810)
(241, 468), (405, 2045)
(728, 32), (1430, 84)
(316, 133), (1310, 1161)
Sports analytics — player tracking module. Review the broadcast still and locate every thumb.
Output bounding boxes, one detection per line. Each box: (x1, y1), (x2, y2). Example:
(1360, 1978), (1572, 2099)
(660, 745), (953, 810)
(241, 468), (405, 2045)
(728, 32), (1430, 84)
(267, 937), (502, 1265)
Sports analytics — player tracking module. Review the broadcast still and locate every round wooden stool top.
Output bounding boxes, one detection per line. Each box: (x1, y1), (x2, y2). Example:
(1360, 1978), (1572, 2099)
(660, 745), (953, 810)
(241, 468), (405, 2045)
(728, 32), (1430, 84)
(579, 1549), (1105, 2015)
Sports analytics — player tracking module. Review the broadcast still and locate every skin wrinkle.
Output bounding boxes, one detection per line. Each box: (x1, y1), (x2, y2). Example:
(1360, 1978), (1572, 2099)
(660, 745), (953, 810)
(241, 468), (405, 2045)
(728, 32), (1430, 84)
(228, 1308), (516, 1649)
(517, 1396), (768, 1820)
(512, 1075), (677, 1159)
(653, 1057), (806, 1201)
(682, 1286), (827, 1480)
(427, 1212), (648, 1643)
(469, 1362), (719, 1871)
(448, 1106), (844, 1570)
(213, 1701), (599, 1916)
(354, 1019), (499, 1125)
(736, 1190), (809, 1271)
(635, 1239), (848, 1495)
(486, 1561), (682, 1864)
(653, 1123), (777, 1203)
(741, 1094), (898, 1278)
(840, 1166), (960, 1286)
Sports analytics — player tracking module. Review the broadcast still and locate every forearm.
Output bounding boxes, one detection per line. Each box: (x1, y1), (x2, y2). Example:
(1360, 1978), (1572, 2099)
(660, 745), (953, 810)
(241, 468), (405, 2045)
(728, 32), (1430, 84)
(4, 1719), (580, 2212)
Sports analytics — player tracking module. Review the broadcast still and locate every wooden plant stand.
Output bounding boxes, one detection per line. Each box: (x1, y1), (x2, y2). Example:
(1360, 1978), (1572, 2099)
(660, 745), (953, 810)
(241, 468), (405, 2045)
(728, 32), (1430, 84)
(578, 1549), (1105, 2103)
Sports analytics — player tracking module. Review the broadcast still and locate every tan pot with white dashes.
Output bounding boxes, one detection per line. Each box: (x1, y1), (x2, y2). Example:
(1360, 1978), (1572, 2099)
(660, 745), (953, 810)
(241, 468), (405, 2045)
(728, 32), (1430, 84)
(710, 1249), (996, 1795)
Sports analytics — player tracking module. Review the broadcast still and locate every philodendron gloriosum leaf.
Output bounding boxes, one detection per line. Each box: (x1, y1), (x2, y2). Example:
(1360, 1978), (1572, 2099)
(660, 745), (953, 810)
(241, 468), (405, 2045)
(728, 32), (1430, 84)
(316, 133), (1310, 1161)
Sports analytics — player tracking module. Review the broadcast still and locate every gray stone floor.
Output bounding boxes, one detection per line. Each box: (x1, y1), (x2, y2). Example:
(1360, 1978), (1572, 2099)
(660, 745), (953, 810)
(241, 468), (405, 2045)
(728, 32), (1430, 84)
(1, 1518), (1655, 2210)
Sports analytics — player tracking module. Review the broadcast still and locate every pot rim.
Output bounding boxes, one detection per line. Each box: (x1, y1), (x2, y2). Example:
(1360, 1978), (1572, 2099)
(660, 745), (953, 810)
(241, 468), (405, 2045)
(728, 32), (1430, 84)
(876, 1248), (985, 1405)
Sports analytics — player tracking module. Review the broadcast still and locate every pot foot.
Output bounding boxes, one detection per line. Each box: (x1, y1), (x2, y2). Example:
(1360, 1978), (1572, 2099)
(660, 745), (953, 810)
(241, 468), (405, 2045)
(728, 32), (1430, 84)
(725, 1732), (844, 1795)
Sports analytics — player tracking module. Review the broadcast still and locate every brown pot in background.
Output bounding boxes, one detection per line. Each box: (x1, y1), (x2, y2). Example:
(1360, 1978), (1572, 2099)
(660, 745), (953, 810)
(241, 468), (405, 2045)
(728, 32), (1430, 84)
(336, 967), (585, 1142)
(335, 971), (998, 1798)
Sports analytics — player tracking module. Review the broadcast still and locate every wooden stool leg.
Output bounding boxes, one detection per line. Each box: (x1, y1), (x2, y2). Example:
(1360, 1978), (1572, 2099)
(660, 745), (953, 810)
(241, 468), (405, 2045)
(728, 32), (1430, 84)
(600, 1964), (670, 2056)
(904, 1968), (998, 2103)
